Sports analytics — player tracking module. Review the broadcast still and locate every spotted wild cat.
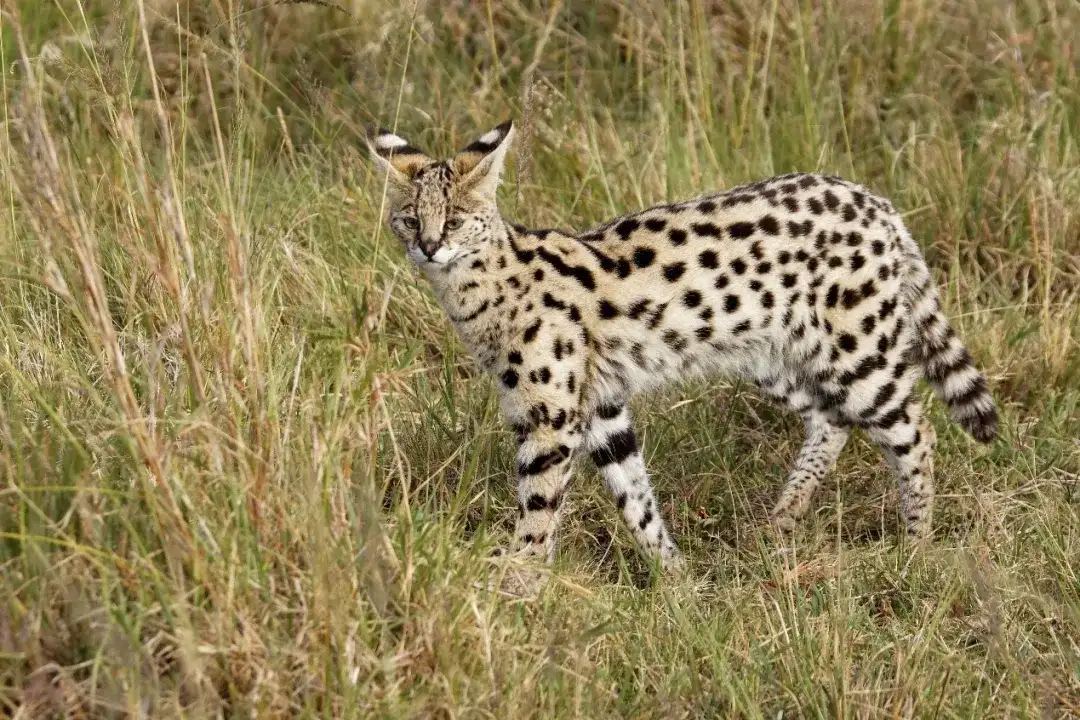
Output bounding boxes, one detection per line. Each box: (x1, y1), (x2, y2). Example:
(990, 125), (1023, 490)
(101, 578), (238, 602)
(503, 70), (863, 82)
(365, 120), (998, 572)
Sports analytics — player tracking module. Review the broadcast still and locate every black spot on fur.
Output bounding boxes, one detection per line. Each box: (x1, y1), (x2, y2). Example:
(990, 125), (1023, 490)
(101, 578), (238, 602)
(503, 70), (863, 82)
(536, 247), (596, 290)
(692, 222), (722, 238)
(646, 303), (668, 329)
(633, 247), (656, 268)
(838, 354), (887, 385)
(615, 219), (640, 240)
(663, 329), (688, 352)
(582, 242), (631, 278)
(526, 494), (549, 512)
(878, 298), (898, 320)
(590, 428), (637, 467)
(728, 222), (755, 239)
(508, 236), (534, 264)
(788, 220), (814, 237)
(663, 262), (686, 282)
(542, 292), (566, 310)
(599, 299), (620, 319)
(628, 299), (651, 319)
(519, 445), (571, 475)
(871, 407), (904, 430)
(596, 403), (623, 419)
(826, 284), (839, 308)
(529, 367), (552, 384)
(841, 288), (862, 309)
(871, 382), (896, 409)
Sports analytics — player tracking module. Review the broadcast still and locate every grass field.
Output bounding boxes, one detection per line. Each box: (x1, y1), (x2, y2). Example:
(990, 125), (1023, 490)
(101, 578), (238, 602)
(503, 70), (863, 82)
(2, 0), (1079, 716)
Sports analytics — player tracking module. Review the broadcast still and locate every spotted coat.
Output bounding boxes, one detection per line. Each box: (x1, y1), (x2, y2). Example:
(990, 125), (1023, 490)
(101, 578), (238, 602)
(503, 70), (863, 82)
(367, 121), (999, 570)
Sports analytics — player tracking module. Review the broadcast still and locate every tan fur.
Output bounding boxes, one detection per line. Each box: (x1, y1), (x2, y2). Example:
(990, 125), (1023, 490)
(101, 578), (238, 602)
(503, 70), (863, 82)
(366, 120), (998, 572)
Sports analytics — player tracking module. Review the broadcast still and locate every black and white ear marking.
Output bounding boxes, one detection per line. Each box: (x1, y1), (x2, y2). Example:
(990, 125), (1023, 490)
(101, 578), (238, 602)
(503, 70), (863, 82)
(453, 120), (515, 196)
(461, 121), (514, 156)
(366, 126), (434, 179)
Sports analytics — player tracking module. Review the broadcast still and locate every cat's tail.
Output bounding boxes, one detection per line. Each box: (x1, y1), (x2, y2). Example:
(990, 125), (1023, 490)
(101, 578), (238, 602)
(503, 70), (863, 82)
(898, 228), (999, 443)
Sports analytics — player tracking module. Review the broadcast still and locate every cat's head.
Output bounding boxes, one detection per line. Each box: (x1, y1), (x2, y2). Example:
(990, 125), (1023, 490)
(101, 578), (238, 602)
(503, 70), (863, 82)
(366, 120), (514, 267)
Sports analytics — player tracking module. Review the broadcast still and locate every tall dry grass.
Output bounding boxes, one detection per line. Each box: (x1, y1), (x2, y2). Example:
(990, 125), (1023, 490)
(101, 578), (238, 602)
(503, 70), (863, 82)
(1, 0), (1079, 716)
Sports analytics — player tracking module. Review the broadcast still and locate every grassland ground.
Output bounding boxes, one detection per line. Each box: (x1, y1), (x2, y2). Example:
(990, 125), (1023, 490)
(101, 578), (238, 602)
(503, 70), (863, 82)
(1, 0), (1079, 716)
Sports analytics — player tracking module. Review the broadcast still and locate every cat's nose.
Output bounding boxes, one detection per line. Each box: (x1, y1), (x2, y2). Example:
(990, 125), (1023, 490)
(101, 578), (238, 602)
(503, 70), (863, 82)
(419, 238), (440, 259)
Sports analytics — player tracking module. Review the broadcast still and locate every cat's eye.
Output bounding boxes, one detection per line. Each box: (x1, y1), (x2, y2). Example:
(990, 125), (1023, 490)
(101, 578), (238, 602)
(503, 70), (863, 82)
(401, 217), (419, 230)
(445, 217), (464, 231)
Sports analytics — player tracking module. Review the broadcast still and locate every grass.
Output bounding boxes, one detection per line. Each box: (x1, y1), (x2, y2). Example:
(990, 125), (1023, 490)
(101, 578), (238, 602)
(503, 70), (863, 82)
(1, 0), (1079, 716)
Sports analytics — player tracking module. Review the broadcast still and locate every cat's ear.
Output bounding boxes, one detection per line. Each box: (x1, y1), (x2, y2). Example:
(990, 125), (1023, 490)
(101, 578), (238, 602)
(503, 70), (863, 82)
(365, 127), (434, 189)
(452, 120), (514, 198)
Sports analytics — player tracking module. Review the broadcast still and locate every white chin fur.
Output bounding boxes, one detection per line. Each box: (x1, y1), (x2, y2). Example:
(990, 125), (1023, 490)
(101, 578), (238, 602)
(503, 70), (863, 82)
(431, 246), (457, 264)
(409, 245), (459, 266)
